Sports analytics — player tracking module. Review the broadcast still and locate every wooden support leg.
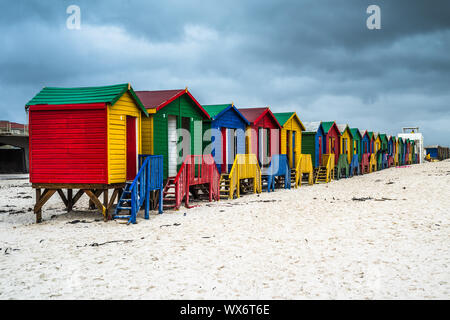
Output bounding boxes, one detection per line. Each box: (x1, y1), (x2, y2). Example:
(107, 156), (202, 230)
(67, 189), (73, 212)
(107, 188), (120, 219)
(88, 189), (95, 210)
(57, 189), (68, 208)
(103, 189), (110, 220)
(34, 189), (56, 223)
(71, 189), (84, 209)
(35, 188), (42, 223)
(89, 189), (103, 210)
(84, 190), (107, 221)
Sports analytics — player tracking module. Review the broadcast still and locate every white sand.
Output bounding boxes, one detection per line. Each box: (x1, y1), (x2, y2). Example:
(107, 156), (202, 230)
(0, 161), (449, 299)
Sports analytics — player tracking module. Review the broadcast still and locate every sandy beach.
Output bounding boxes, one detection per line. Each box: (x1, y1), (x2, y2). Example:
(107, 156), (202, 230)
(0, 161), (449, 299)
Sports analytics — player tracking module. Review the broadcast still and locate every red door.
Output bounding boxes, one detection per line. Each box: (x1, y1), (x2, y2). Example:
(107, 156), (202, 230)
(126, 116), (137, 181)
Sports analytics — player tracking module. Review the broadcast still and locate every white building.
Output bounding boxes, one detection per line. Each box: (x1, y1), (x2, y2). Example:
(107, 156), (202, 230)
(398, 127), (424, 164)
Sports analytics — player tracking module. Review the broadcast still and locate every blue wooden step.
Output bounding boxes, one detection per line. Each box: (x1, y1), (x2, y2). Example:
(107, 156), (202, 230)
(114, 215), (131, 219)
(116, 206), (132, 211)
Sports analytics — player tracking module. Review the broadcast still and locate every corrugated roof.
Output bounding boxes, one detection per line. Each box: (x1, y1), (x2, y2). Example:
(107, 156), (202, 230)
(337, 124), (353, 139)
(321, 121), (339, 135)
(238, 108), (268, 123)
(273, 112), (294, 126)
(135, 89), (185, 109)
(303, 121), (321, 132)
(239, 107), (281, 128)
(273, 112), (306, 131)
(25, 83), (148, 116)
(350, 128), (362, 140)
(202, 104), (250, 124)
(202, 104), (231, 119)
(135, 89), (210, 119)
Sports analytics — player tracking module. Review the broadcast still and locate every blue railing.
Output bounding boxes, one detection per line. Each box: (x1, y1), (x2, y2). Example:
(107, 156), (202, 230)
(264, 154), (291, 192)
(126, 155), (163, 224)
(349, 154), (360, 177)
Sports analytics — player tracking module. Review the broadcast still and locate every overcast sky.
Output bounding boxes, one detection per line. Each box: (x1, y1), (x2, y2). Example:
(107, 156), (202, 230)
(1, 0), (449, 145)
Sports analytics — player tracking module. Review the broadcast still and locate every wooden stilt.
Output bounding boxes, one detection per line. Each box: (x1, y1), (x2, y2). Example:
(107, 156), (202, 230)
(108, 188), (119, 213)
(67, 189), (73, 212)
(89, 189), (104, 210)
(57, 189), (68, 207)
(31, 183), (125, 223)
(103, 189), (109, 220)
(34, 189), (56, 221)
(84, 190), (106, 221)
(35, 188), (42, 223)
(71, 189), (84, 208)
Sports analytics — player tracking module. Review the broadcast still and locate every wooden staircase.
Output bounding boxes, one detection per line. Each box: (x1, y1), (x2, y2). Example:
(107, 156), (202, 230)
(314, 153), (335, 184)
(114, 181), (134, 223)
(113, 155), (164, 224)
(290, 168), (296, 187)
(315, 166), (328, 183)
(261, 175), (270, 191)
(219, 173), (232, 199)
(162, 177), (177, 210)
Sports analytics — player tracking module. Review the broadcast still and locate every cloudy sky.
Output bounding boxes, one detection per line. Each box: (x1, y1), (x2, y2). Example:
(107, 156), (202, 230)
(1, 0), (449, 145)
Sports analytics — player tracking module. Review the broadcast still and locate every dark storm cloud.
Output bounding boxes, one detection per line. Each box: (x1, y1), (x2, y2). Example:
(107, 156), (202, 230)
(0, 0), (449, 144)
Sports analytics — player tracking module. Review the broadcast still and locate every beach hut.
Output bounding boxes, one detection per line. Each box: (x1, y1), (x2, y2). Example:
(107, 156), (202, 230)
(201, 104), (262, 200)
(394, 136), (400, 166)
(136, 88), (210, 178)
(387, 136), (395, 167)
(202, 103), (250, 174)
(302, 122), (325, 168)
(239, 107), (286, 191)
(273, 112), (305, 169)
(378, 133), (389, 169)
(273, 112), (309, 186)
(349, 128), (362, 176)
(239, 108), (281, 166)
(361, 130), (371, 173)
(366, 131), (377, 172)
(302, 122), (335, 183)
(405, 139), (410, 164)
(26, 83), (163, 224)
(336, 124), (352, 179)
(136, 89), (220, 210)
(321, 121), (341, 166)
(398, 137), (404, 165)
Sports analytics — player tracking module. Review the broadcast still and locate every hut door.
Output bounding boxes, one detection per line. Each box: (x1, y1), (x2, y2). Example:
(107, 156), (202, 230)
(258, 128), (264, 164)
(222, 128), (228, 173)
(228, 128), (236, 172)
(168, 115), (177, 177)
(292, 131), (296, 168)
(126, 116), (137, 181)
(318, 136), (322, 166)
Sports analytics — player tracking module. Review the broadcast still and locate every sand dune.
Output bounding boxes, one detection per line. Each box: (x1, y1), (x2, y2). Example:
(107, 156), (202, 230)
(0, 161), (449, 299)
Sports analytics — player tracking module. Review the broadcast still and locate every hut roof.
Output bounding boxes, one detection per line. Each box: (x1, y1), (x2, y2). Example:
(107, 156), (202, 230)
(337, 124), (353, 138)
(350, 128), (362, 140)
(239, 108), (281, 128)
(202, 104), (249, 124)
(303, 121), (322, 133)
(25, 83), (148, 116)
(135, 88), (209, 118)
(273, 112), (306, 131)
(321, 121), (340, 135)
